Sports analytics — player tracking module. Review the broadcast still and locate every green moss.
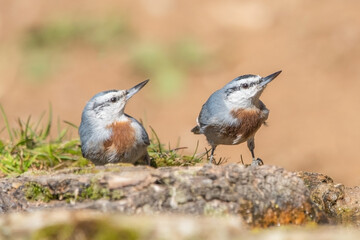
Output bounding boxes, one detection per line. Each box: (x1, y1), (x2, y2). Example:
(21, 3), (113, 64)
(25, 182), (54, 202)
(80, 181), (110, 200)
(32, 220), (140, 240)
(25, 177), (125, 203)
(111, 189), (124, 200)
(76, 178), (124, 201)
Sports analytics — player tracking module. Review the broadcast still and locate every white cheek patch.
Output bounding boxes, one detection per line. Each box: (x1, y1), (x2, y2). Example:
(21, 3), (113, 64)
(226, 89), (257, 109)
(228, 91), (244, 102)
(228, 91), (249, 103)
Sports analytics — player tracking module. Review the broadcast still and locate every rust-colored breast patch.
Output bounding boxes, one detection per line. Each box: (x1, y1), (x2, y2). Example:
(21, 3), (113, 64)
(104, 121), (136, 155)
(228, 108), (266, 140)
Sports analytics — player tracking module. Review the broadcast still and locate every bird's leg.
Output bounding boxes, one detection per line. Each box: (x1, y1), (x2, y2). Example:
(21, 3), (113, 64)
(247, 137), (263, 166)
(145, 153), (151, 166)
(209, 146), (217, 164)
(247, 137), (256, 161)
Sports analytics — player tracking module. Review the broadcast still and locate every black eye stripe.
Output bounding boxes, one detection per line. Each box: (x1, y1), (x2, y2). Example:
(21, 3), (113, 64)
(92, 102), (110, 112)
(225, 86), (239, 95)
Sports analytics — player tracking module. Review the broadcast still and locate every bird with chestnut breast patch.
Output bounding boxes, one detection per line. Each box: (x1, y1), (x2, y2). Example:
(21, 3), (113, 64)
(191, 71), (282, 165)
(79, 80), (150, 165)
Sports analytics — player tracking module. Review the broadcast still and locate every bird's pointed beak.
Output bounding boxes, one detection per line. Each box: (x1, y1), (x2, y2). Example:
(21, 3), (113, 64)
(260, 70), (282, 87)
(126, 79), (149, 101)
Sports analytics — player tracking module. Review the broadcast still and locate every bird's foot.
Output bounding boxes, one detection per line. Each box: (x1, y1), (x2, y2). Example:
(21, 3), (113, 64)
(251, 158), (264, 166)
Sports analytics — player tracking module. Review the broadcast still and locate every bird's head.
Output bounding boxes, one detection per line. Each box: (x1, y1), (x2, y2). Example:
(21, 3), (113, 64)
(224, 71), (281, 108)
(82, 79), (149, 124)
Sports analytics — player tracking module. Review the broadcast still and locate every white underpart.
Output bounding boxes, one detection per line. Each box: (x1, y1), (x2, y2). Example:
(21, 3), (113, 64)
(115, 114), (130, 123)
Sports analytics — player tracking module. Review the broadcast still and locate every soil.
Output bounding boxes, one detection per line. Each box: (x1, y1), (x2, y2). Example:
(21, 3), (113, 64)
(0, 0), (360, 185)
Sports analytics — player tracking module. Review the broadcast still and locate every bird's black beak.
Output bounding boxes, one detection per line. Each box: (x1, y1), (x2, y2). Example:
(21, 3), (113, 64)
(260, 70), (282, 87)
(126, 79), (149, 101)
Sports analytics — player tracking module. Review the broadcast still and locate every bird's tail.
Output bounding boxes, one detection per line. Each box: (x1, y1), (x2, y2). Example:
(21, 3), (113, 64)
(191, 125), (201, 134)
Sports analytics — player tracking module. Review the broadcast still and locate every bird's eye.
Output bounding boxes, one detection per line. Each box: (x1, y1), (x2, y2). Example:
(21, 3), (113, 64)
(242, 83), (249, 89)
(110, 97), (117, 103)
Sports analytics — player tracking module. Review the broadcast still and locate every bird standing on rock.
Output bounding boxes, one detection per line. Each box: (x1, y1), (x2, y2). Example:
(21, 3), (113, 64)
(191, 71), (282, 165)
(79, 80), (150, 165)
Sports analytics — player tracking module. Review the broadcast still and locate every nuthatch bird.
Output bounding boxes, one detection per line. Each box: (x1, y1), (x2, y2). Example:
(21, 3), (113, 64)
(191, 71), (282, 166)
(79, 80), (150, 165)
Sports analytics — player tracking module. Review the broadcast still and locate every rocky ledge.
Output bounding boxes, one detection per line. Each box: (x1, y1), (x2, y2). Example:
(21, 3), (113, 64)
(0, 164), (358, 228)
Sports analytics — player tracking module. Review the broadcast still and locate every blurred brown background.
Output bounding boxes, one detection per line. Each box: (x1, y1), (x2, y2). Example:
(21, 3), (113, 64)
(0, 0), (359, 185)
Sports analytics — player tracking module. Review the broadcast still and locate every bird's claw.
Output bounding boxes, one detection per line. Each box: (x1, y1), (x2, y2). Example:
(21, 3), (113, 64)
(251, 158), (264, 166)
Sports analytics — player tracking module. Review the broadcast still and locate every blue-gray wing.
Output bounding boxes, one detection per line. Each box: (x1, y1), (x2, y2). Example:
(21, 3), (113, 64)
(126, 114), (150, 146)
(198, 90), (227, 128)
(141, 127), (150, 146)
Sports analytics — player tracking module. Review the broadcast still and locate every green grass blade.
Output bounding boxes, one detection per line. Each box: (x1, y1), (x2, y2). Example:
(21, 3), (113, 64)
(24, 115), (32, 140)
(34, 111), (46, 133)
(0, 104), (13, 142)
(56, 129), (68, 142)
(17, 118), (24, 137)
(63, 120), (78, 129)
(191, 140), (200, 160)
(0, 126), (5, 135)
(149, 126), (162, 154)
(41, 104), (52, 140)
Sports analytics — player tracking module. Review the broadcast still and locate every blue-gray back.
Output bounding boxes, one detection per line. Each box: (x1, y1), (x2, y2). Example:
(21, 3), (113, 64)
(198, 89), (229, 127)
